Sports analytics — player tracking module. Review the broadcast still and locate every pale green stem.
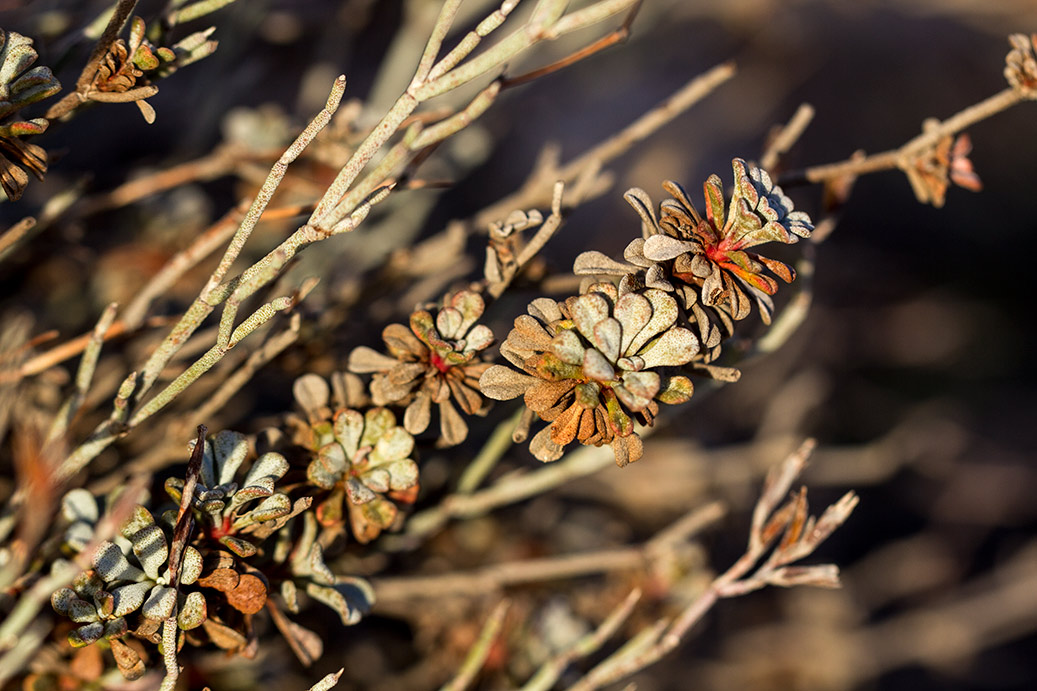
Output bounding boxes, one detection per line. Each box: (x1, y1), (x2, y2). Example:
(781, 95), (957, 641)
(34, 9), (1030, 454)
(440, 599), (510, 691)
(168, 0), (238, 25)
(410, 0), (464, 87)
(456, 407), (523, 494)
(47, 302), (117, 443)
(410, 79), (501, 149)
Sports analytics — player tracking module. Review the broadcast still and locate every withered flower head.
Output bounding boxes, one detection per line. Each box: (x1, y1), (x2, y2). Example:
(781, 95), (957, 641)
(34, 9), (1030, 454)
(166, 430), (302, 558)
(348, 289), (494, 446)
(575, 160), (813, 346)
(89, 18), (175, 123)
(480, 282), (697, 467)
(903, 129), (982, 208)
(52, 491), (207, 680)
(0, 28), (60, 200)
(1005, 33), (1037, 97)
(305, 406), (418, 544)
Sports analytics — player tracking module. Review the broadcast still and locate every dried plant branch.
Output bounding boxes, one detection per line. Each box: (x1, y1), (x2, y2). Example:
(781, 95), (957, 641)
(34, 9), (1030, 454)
(45, 0), (138, 120)
(309, 0), (640, 233)
(521, 588), (642, 691)
(760, 102), (815, 171)
(470, 61), (736, 230)
(567, 440), (858, 690)
(0, 217), (36, 264)
(782, 87), (1030, 186)
(501, 0), (643, 89)
(0, 316), (176, 384)
(456, 407), (524, 494)
(306, 669), (345, 691)
(57, 77), (346, 478)
(46, 302), (117, 444)
(401, 439), (618, 544)
(377, 501), (724, 603)
(439, 599), (510, 691)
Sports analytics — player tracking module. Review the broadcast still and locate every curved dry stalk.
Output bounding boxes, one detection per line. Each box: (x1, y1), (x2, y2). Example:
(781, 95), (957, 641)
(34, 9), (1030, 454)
(566, 440), (859, 691)
(782, 87), (1030, 187)
(439, 600), (510, 691)
(377, 501), (724, 603)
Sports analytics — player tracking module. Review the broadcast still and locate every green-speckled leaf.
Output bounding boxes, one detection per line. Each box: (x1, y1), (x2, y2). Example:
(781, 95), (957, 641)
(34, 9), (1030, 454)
(51, 587), (77, 616)
(385, 458), (418, 491)
(64, 522), (93, 552)
(234, 493), (291, 529)
(180, 546), (203, 585)
(103, 617), (128, 640)
(164, 477), (183, 505)
(230, 452), (288, 509)
(93, 541), (145, 584)
(281, 579), (299, 613)
(436, 306), (463, 339)
(308, 543), (335, 586)
(61, 488), (98, 524)
(308, 442), (347, 490)
(72, 570), (105, 599)
(570, 293), (610, 344)
(121, 504), (155, 539)
(220, 535), (257, 558)
(111, 581), (152, 617)
(703, 173), (726, 230)
(628, 290), (678, 355)
(464, 324), (494, 353)
(549, 329), (585, 366)
(592, 318), (622, 363)
(451, 290), (485, 335)
(212, 430), (250, 486)
(68, 598), (97, 623)
(68, 622), (104, 647)
(178, 591), (207, 630)
(582, 348), (614, 383)
(657, 375), (694, 405)
(614, 292), (652, 355)
(141, 585), (175, 620)
(344, 477), (377, 505)
(127, 523), (167, 580)
(305, 579), (374, 626)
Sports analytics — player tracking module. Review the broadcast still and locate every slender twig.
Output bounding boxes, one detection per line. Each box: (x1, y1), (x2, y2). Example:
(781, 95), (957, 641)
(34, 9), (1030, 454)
(46, 303), (118, 444)
(501, 0), (642, 89)
(439, 600), (510, 691)
(760, 102), (815, 171)
(521, 588), (642, 691)
(567, 440), (859, 691)
(45, 0), (138, 120)
(377, 501), (724, 603)
(470, 61), (736, 231)
(781, 87), (1028, 186)
(456, 407), (524, 494)
(0, 316), (176, 384)
(0, 217), (36, 264)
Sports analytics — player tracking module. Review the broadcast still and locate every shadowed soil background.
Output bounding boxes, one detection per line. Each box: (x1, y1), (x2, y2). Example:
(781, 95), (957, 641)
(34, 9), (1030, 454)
(2, 0), (1037, 689)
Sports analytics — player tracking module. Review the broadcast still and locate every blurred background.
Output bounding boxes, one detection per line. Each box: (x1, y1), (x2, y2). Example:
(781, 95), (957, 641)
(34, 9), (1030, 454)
(2, 0), (1037, 689)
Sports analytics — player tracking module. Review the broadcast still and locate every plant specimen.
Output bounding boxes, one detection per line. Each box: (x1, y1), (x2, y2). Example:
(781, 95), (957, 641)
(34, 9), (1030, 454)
(0, 4), (1033, 690)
